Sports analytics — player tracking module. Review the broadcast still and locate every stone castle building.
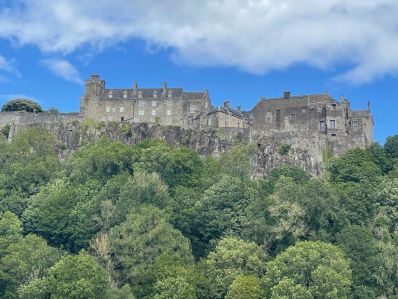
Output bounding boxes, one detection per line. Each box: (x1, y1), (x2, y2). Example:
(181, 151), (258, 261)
(80, 75), (373, 146)
(0, 74), (374, 175)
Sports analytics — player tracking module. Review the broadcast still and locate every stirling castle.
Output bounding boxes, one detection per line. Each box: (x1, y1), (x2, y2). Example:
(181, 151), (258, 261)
(0, 74), (374, 175)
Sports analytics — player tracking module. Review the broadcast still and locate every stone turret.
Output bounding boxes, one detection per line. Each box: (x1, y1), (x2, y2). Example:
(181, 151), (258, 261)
(80, 75), (105, 117)
(85, 75), (105, 97)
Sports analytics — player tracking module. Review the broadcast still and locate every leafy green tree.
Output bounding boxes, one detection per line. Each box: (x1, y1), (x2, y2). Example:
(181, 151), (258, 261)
(70, 139), (136, 183)
(385, 135), (398, 159)
(1, 99), (43, 112)
(108, 206), (193, 297)
(270, 278), (311, 299)
(153, 276), (195, 299)
(193, 175), (258, 254)
(264, 241), (352, 299)
(116, 171), (170, 219)
(0, 128), (61, 196)
(0, 212), (22, 256)
(18, 253), (110, 299)
(22, 178), (102, 251)
(134, 140), (204, 190)
(0, 234), (61, 298)
(367, 143), (393, 174)
(219, 144), (256, 179)
(336, 225), (380, 297)
(225, 275), (262, 299)
(327, 148), (382, 183)
(204, 237), (265, 298)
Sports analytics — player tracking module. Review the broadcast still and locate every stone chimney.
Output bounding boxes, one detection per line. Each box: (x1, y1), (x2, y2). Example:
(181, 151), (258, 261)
(283, 91), (291, 99)
(163, 82), (167, 95)
(85, 74), (105, 97)
(368, 100), (371, 111)
(224, 100), (231, 108)
(133, 81), (138, 94)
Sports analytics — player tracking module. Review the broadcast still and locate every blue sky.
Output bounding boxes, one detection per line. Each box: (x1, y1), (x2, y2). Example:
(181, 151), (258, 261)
(0, 1), (397, 143)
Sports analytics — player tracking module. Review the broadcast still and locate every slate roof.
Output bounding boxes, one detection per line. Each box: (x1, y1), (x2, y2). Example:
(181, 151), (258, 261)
(99, 88), (207, 100)
(208, 105), (247, 120)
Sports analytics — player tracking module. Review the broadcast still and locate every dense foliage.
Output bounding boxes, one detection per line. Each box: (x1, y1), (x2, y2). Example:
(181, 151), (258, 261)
(1, 128), (398, 298)
(1, 99), (43, 113)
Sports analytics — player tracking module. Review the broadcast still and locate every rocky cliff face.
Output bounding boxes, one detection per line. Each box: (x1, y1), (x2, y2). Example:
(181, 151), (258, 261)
(19, 120), (325, 177)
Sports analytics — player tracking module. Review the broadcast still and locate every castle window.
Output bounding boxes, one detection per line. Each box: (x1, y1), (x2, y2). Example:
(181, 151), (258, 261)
(153, 91), (157, 98)
(139, 100), (145, 108)
(166, 109), (172, 116)
(302, 108), (306, 113)
(166, 99), (172, 106)
(106, 106), (111, 113)
(120, 107), (125, 113)
(266, 112), (272, 123)
(320, 121), (326, 132)
(138, 109), (144, 116)
(290, 114), (296, 122)
(152, 100), (157, 107)
(151, 109), (156, 116)
(108, 91), (113, 98)
(138, 91), (143, 98)
(168, 90), (172, 98)
(329, 119), (336, 129)
(121, 117), (125, 121)
(112, 107), (116, 113)
(331, 133), (336, 137)
(317, 106), (322, 113)
(123, 91), (128, 99)
(332, 104), (337, 110)
(352, 121), (358, 131)
(310, 105), (315, 110)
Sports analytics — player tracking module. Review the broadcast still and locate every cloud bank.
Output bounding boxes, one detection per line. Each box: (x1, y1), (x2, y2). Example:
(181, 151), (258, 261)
(1, 0), (398, 84)
(41, 59), (83, 84)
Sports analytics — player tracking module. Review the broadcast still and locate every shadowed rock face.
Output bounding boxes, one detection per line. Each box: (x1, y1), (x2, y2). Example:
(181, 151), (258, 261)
(0, 111), (370, 177)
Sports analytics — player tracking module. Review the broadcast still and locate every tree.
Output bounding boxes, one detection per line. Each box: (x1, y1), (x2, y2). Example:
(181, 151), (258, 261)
(336, 225), (380, 297)
(1, 99), (43, 112)
(0, 128), (61, 196)
(107, 206), (193, 297)
(385, 135), (398, 159)
(134, 140), (204, 190)
(225, 275), (262, 299)
(193, 175), (258, 254)
(22, 178), (102, 251)
(18, 253), (110, 299)
(327, 148), (382, 183)
(204, 237), (265, 298)
(0, 234), (61, 298)
(264, 241), (352, 299)
(70, 139), (136, 183)
(153, 276), (195, 299)
(0, 212), (22, 256)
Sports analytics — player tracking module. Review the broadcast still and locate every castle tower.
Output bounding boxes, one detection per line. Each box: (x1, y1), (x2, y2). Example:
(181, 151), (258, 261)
(80, 75), (105, 118)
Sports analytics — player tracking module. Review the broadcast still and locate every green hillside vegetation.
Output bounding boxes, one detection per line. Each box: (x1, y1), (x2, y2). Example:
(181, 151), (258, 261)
(1, 127), (398, 298)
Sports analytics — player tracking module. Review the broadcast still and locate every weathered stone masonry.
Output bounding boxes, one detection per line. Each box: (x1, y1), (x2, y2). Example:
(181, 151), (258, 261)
(0, 75), (374, 176)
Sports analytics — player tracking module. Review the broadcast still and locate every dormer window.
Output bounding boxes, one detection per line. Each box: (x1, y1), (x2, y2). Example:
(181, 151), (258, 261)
(108, 91), (113, 98)
(123, 91), (128, 99)
(138, 91), (143, 98)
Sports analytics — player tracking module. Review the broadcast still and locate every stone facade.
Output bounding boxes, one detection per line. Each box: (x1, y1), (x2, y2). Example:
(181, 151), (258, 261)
(80, 75), (212, 127)
(247, 91), (373, 147)
(0, 75), (375, 176)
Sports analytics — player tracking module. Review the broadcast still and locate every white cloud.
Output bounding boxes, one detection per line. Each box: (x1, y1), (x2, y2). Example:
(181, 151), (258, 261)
(41, 58), (83, 84)
(0, 55), (21, 78)
(1, 0), (398, 84)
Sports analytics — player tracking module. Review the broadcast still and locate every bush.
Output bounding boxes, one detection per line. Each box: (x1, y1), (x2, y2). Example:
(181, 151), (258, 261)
(1, 99), (43, 112)
(278, 144), (291, 155)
